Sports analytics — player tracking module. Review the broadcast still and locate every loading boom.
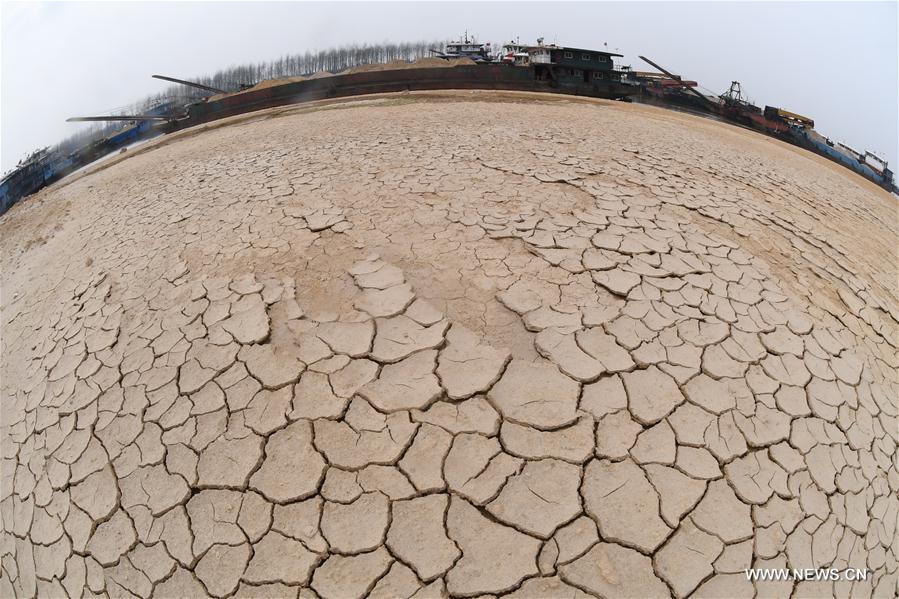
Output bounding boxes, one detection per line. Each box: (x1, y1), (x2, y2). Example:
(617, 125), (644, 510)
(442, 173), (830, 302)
(151, 75), (226, 95)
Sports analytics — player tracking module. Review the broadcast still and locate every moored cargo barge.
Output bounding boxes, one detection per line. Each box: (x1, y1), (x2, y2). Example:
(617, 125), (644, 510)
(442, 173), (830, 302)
(178, 62), (634, 128)
(624, 59), (896, 194)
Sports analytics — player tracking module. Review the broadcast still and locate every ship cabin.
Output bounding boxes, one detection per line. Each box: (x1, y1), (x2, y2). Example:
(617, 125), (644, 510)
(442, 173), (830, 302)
(539, 46), (623, 84)
(510, 41), (624, 85)
(439, 34), (492, 62)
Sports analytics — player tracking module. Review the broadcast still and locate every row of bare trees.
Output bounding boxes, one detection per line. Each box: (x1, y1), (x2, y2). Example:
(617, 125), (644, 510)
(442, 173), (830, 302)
(43, 40), (446, 162)
(208, 40), (446, 89)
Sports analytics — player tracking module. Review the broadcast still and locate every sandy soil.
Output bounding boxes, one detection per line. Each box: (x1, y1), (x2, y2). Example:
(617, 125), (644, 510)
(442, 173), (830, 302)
(208, 57), (477, 101)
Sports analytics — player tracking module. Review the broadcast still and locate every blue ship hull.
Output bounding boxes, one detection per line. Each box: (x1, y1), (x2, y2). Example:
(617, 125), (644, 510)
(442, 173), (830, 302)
(1, 103), (175, 215)
(788, 127), (896, 193)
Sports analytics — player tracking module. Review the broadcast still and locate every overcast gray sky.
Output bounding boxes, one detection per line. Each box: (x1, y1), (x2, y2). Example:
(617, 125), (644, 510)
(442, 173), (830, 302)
(2, 1), (897, 173)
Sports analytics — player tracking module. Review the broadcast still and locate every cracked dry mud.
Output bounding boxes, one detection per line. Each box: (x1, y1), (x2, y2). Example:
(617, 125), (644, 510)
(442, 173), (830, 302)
(1, 90), (897, 598)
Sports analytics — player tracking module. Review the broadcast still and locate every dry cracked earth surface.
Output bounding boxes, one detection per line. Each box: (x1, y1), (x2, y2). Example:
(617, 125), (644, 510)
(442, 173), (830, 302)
(1, 91), (897, 599)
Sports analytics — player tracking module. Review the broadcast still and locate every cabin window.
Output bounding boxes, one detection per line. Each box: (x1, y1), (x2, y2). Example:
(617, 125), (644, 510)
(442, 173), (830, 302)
(573, 69), (583, 77)
(564, 51), (573, 59)
(598, 55), (608, 62)
(594, 71), (605, 80)
(582, 53), (591, 60)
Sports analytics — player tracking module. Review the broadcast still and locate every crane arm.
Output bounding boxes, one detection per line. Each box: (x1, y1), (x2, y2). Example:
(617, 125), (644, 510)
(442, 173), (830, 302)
(66, 116), (171, 122)
(152, 75), (226, 94)
(638, 56), (714, 107)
